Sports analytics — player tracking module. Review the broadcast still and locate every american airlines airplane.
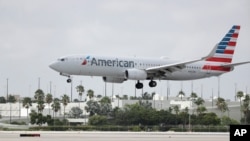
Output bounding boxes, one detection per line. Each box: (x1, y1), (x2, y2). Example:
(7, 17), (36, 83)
(49, 25), (250, 89)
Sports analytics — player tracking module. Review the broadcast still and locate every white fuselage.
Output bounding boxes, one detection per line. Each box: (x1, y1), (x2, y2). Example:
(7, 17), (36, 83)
(49, 54), (230, 81)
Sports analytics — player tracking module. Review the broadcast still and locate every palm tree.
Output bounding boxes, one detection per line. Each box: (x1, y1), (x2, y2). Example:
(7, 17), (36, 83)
(8, 95), (16, 103)
(190, 92), (198, 100)
(237, 91), (244, 120)
(196, 106), (207, 115)
(45, 93), (53, 115)
(34, 89), (45, 101)
(152, 92), (156, 108)
(34, 89), (45, 113)
(173, 105), (180, 115)
(180, 107), (189, 127)
(8, 95), (16, 124)
(194, 97), (205, 115)
(142, 92), (151, 100)
(189, 92), (198, 114)
(168, 107), (173, 113)
(194, 97), (205, 106)
(151, 92), (156, 99)
(184, 106), (189, 114)
(61, 94), (70, 119)
(87, 89), (94, 100)
(52, 98), (61, 117)
(37, 101), (45, 113)
(0, 96), (7, 103)
(22, 97), (32, 123)
(177, 90), (185, 100)
(242, 94), (250, 124)
(216, 97), (228, 117)
(76, 85), (84, 102)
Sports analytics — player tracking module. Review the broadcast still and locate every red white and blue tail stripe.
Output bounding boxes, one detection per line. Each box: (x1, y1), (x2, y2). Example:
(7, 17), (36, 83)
(206, 25), (240, 63)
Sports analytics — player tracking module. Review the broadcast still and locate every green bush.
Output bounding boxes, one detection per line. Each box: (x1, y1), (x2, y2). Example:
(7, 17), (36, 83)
(131, 126), (141, 131)
(169, 125), (229, 132)
(10, 121), (27, 125)
(28, 125), (229, 132)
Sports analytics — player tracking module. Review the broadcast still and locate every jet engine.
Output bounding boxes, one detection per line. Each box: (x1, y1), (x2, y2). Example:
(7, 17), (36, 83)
(102, 77), (125, 83)
(125, 69), (147, 80)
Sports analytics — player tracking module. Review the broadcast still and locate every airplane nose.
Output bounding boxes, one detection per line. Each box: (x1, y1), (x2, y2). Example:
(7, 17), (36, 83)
(49, 61), (59, 71)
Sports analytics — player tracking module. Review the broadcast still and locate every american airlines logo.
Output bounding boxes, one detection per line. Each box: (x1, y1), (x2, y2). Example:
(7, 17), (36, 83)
(82, 56), (135, 68)
(81, 56), (90, 65)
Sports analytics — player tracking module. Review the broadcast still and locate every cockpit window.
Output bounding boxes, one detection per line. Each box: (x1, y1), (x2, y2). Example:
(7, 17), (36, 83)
(58, 58), (66, 61)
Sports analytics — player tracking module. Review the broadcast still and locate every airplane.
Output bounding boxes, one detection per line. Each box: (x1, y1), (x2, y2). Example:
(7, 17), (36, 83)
(49, 25), (250, 89)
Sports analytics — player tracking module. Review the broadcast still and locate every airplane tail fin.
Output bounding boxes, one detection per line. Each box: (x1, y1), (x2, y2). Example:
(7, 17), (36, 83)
(205, 25), (240, 63)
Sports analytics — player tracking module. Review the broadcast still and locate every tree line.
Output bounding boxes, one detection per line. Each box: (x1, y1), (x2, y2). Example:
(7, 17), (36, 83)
(0, 85), (249, 127)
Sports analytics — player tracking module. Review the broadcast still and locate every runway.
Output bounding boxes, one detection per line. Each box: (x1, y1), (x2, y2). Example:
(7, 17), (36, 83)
(0, 131), (229, 141)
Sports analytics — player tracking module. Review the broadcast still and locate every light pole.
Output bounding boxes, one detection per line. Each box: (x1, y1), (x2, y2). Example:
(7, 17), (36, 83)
(6, 78), (8, 102)
(10, 101), (12, 124)
(191, 81), (193, 93)
(105, 81), (107, 97)
(234, 83), (237, 101)
(71, 78), (73, 102)
(188, 101), (192, 132)
(188, 111), (191, 131)
(38, 77), (40, 89)
(6, 78), (12, 124)
(201, 84), (203, 98)
(134, 81), (136, 98)
(112, 82), (114, 101)
(212, 88), (214, 108)
(50, 81), (52, 94)
(218, 77), (220, 98)
(167, 81), (170, 100)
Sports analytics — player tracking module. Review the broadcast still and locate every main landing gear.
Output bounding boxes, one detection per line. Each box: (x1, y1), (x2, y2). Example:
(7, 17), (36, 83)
(60, 72), (72, 83)
(135, 81), (143, 89)
(135, 80), (157, 89)
(149, 80), (157, 87)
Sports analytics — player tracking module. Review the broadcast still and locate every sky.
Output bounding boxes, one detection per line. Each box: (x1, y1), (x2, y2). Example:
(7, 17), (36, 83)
(0, 0), (250, 101)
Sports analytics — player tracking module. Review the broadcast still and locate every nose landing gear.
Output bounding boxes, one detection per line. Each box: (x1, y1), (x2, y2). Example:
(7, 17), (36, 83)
(60, 72), (72, 83)
(66, 78), (72, 83)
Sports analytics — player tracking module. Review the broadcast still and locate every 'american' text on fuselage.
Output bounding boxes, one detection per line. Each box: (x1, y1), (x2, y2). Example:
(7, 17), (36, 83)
(90, 57), (135, 68)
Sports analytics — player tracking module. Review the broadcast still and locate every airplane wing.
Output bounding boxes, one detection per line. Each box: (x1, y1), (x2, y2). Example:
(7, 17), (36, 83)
(146, 44), (217, 73)
(220, 61), (250, 67)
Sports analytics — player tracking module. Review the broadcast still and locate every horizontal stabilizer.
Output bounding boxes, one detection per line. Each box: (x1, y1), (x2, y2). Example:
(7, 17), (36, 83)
(220, 61), (250, 67)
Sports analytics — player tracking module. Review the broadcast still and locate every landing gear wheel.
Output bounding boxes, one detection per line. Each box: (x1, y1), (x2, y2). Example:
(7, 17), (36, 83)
(135, 81), (143, 89)
(67, 78), (72, 83)
(149, 80), (157, 87)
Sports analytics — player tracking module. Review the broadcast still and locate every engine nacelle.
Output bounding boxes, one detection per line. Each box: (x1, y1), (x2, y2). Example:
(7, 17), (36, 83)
(125, 69), (147, 80)
(103, 77), (125, 83)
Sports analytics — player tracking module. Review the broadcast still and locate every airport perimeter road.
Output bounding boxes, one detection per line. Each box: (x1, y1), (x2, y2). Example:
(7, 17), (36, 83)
(0, 131), (229, 141)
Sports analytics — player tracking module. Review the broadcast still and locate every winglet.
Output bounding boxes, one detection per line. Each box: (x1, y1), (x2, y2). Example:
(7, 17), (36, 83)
(201, 43), (218, 60)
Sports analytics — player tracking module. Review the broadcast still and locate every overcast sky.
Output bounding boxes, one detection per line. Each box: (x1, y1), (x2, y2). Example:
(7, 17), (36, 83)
(0, 0), (250, 101)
